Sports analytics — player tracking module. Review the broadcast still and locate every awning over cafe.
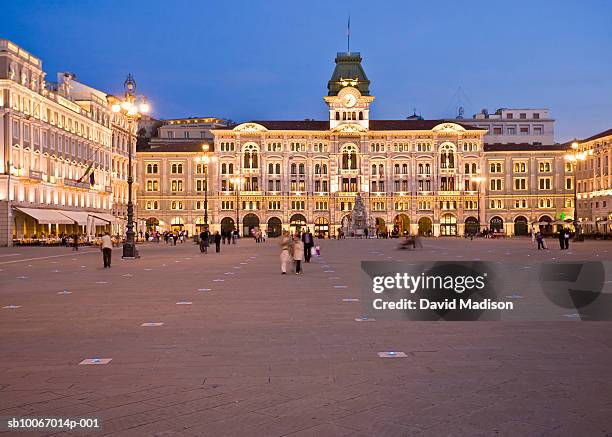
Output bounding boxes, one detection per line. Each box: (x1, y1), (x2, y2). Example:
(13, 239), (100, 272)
(14, 207), (74, 225)
(59, 211), (109, 226)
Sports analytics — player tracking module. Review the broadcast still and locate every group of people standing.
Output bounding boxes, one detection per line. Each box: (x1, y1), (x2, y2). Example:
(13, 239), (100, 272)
(280, 228), (316, 275)
(532, 227), (572, 250)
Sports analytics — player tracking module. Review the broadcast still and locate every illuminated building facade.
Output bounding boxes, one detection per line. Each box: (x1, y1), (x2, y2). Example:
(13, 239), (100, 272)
(575, 129), (612, 229)
(0, 39), (136, 246)
(137, 51), (574, 237)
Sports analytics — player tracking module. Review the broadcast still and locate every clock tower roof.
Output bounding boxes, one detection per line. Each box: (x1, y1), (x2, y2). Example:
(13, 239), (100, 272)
(327, 52), (370, 97)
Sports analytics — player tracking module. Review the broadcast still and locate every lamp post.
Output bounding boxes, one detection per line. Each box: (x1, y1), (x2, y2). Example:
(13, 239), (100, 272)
(471, 176), (486, 235)
(194, 144), (217, 229)
(565, 141), (592, 239)
(230, 176), (244, 235)
(111, 74), (149, 259)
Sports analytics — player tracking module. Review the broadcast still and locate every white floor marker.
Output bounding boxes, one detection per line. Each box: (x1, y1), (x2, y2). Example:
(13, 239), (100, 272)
(342, 298), (359, 302)
(16, 276), (28, 279)
(95, 281), (109, 284)
(176, 301), (192, 305)
(79, 358), (112, 365)
(378, 352), (407, 358)
(334, 285), (348, 289)
(213, 279), (224, 282)
(141, 322), (164, 327)
(355, 316), (376, 322)
(58, 290), (72, 295)
(3, 305), (21, 309)
(198, 288), (212, 292)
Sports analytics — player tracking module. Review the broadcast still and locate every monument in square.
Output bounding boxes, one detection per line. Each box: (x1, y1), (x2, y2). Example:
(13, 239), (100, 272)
(343, 193), (368, 237)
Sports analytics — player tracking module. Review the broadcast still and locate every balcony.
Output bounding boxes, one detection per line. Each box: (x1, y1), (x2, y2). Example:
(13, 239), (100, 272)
(64, 179), (91, 189)
(28, 170), (43, 181)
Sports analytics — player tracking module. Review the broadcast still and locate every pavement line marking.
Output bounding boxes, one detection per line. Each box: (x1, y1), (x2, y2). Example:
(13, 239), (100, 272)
(176, 301), (192, 305)
(58, 290), (72, 294)
(342, 298), (359, 302)
(3, 305), (21, 309)
(213, 279), (224, 282)
(0, 250), (100, 265)
(141, 322), (164, 327)
(0, 254), (20, 258)
(355, 317), (376, 322)
(334, 285), (348, 288)
(198, 288), (212, 292)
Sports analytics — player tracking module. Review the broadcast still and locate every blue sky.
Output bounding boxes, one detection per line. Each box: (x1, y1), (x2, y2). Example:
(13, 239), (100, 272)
(2, 0), (611, 142)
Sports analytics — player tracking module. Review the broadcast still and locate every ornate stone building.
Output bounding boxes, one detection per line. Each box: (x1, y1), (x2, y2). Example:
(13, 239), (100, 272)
(575, 128), (612, 229)
(137, 51), (574, 237)
(0, 39), (137, 245)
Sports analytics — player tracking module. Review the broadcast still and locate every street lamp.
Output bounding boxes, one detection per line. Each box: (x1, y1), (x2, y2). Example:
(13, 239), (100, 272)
(111, 74), (149, 259)
(194, 144), (217, 229)
(471, 175), (486, 235)
(565, 140), (592, 239)
(230, 176), (244, 235)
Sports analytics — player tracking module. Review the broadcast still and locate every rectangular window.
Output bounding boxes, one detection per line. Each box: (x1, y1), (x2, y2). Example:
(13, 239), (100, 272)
(514, 178), (527, 190)
(489, 178), (503, 191)
(538, 177), (552, 190)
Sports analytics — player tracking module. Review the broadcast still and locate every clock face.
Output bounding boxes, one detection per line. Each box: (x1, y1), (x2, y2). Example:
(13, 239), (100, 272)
(343, 93), (357, 108)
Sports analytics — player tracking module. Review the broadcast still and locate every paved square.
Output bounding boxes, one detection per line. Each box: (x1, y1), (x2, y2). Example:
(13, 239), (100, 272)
(1, 238), (612, 436)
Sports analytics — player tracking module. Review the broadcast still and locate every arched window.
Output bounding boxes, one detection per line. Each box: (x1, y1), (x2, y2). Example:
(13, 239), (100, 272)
(268, 163), (273, 173)
(359, 112), (363, 120)
(371, 164), (377, 175)
(418, 163), (423, 174)
(402, 163), (408, 174)
(425, 163), (431, 174)
(275, 163), (281, 174)
(147, 164), (152, 173)
(316, 164), (321, 175)
(335, 112), (340, 120)
(291, 163), (297, 175)
(341, 144), (358, 170)
(177, 163), (183, 173)
(299, 163), (305, 174)
(322, 164), (327, 174)
(440, 143), (455, 169)
(243, 143), (259, 169)
(222, 163), (227, 174)
(471, 163), (477, 174)
(171, 163), (177, 173)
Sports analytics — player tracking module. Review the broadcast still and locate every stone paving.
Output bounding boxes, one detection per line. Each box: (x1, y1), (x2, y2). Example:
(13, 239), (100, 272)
(1, 237), (612, 436)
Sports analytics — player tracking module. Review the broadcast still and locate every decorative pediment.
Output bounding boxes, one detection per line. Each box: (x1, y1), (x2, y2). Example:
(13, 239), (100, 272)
(233, 122), (268, 133)
(432, 122), (466, 133)
(332, 123), (368, 133)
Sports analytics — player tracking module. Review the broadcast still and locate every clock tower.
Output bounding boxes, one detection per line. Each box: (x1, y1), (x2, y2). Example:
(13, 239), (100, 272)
(324, 52), (374, 130)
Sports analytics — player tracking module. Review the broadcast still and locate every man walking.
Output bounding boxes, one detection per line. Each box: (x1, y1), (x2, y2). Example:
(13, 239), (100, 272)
(214, 231), (221, 253)
(564, 227), (570, 250)
(558, 229), (565, 250)
(302, 228), (314, 263)
(101, 232), (113, 268)
(199, 228), (209, 253)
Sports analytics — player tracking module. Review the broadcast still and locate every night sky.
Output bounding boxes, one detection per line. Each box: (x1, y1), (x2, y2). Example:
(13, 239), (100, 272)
(2, 0), (611, 142)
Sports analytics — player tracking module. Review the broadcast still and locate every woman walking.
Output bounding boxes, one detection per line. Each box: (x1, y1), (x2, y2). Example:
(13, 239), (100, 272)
(280, 230), (291, 275)
(293, 234), (304, 275)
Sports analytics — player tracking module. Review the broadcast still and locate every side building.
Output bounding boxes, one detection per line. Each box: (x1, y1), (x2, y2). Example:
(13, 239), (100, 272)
(0, 39), (137, 246)
(136, 51), (573, 238)
(575, 129), (612, 230)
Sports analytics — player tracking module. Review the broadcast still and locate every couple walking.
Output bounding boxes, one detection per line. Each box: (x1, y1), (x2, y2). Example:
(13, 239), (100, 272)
(279, 228), (315, 274)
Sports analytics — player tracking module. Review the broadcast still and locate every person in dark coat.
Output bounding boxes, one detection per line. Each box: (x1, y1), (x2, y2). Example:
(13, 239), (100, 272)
(214, 231), (221, 253)
(199, 229), (210, 253)
(302, 228), (314, 263)
(564, 227), (570, 250)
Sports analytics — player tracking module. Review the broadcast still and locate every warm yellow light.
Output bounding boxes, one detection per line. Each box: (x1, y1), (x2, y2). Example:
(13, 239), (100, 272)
(194, 156), (201, 163)
(202, 144), (209, 151)
(127, 106), (138, 116)
(202, 155), (210, 164)
(121, 101), (131, 111)
(139, 102), (150, 113)
(571, 142), (579, 150)
(111, 104), (121, 113)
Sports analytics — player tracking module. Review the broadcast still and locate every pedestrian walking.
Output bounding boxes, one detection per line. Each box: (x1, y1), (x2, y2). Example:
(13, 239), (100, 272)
(173, 233), (178, 246)
(558, 229), (565, 250)
(536, 232), (545, 250)
(214, 231), (221, 253)
(72, 233), (79, 251)
(293, 234), (304, 274)
(232, 229), (238, 244)
(101, 232), (112, 268)
(280, 230), (291, 275)
(302, 228), (314, 263)
(199, 228), (209, 253)
(564, 227), (570, 250)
